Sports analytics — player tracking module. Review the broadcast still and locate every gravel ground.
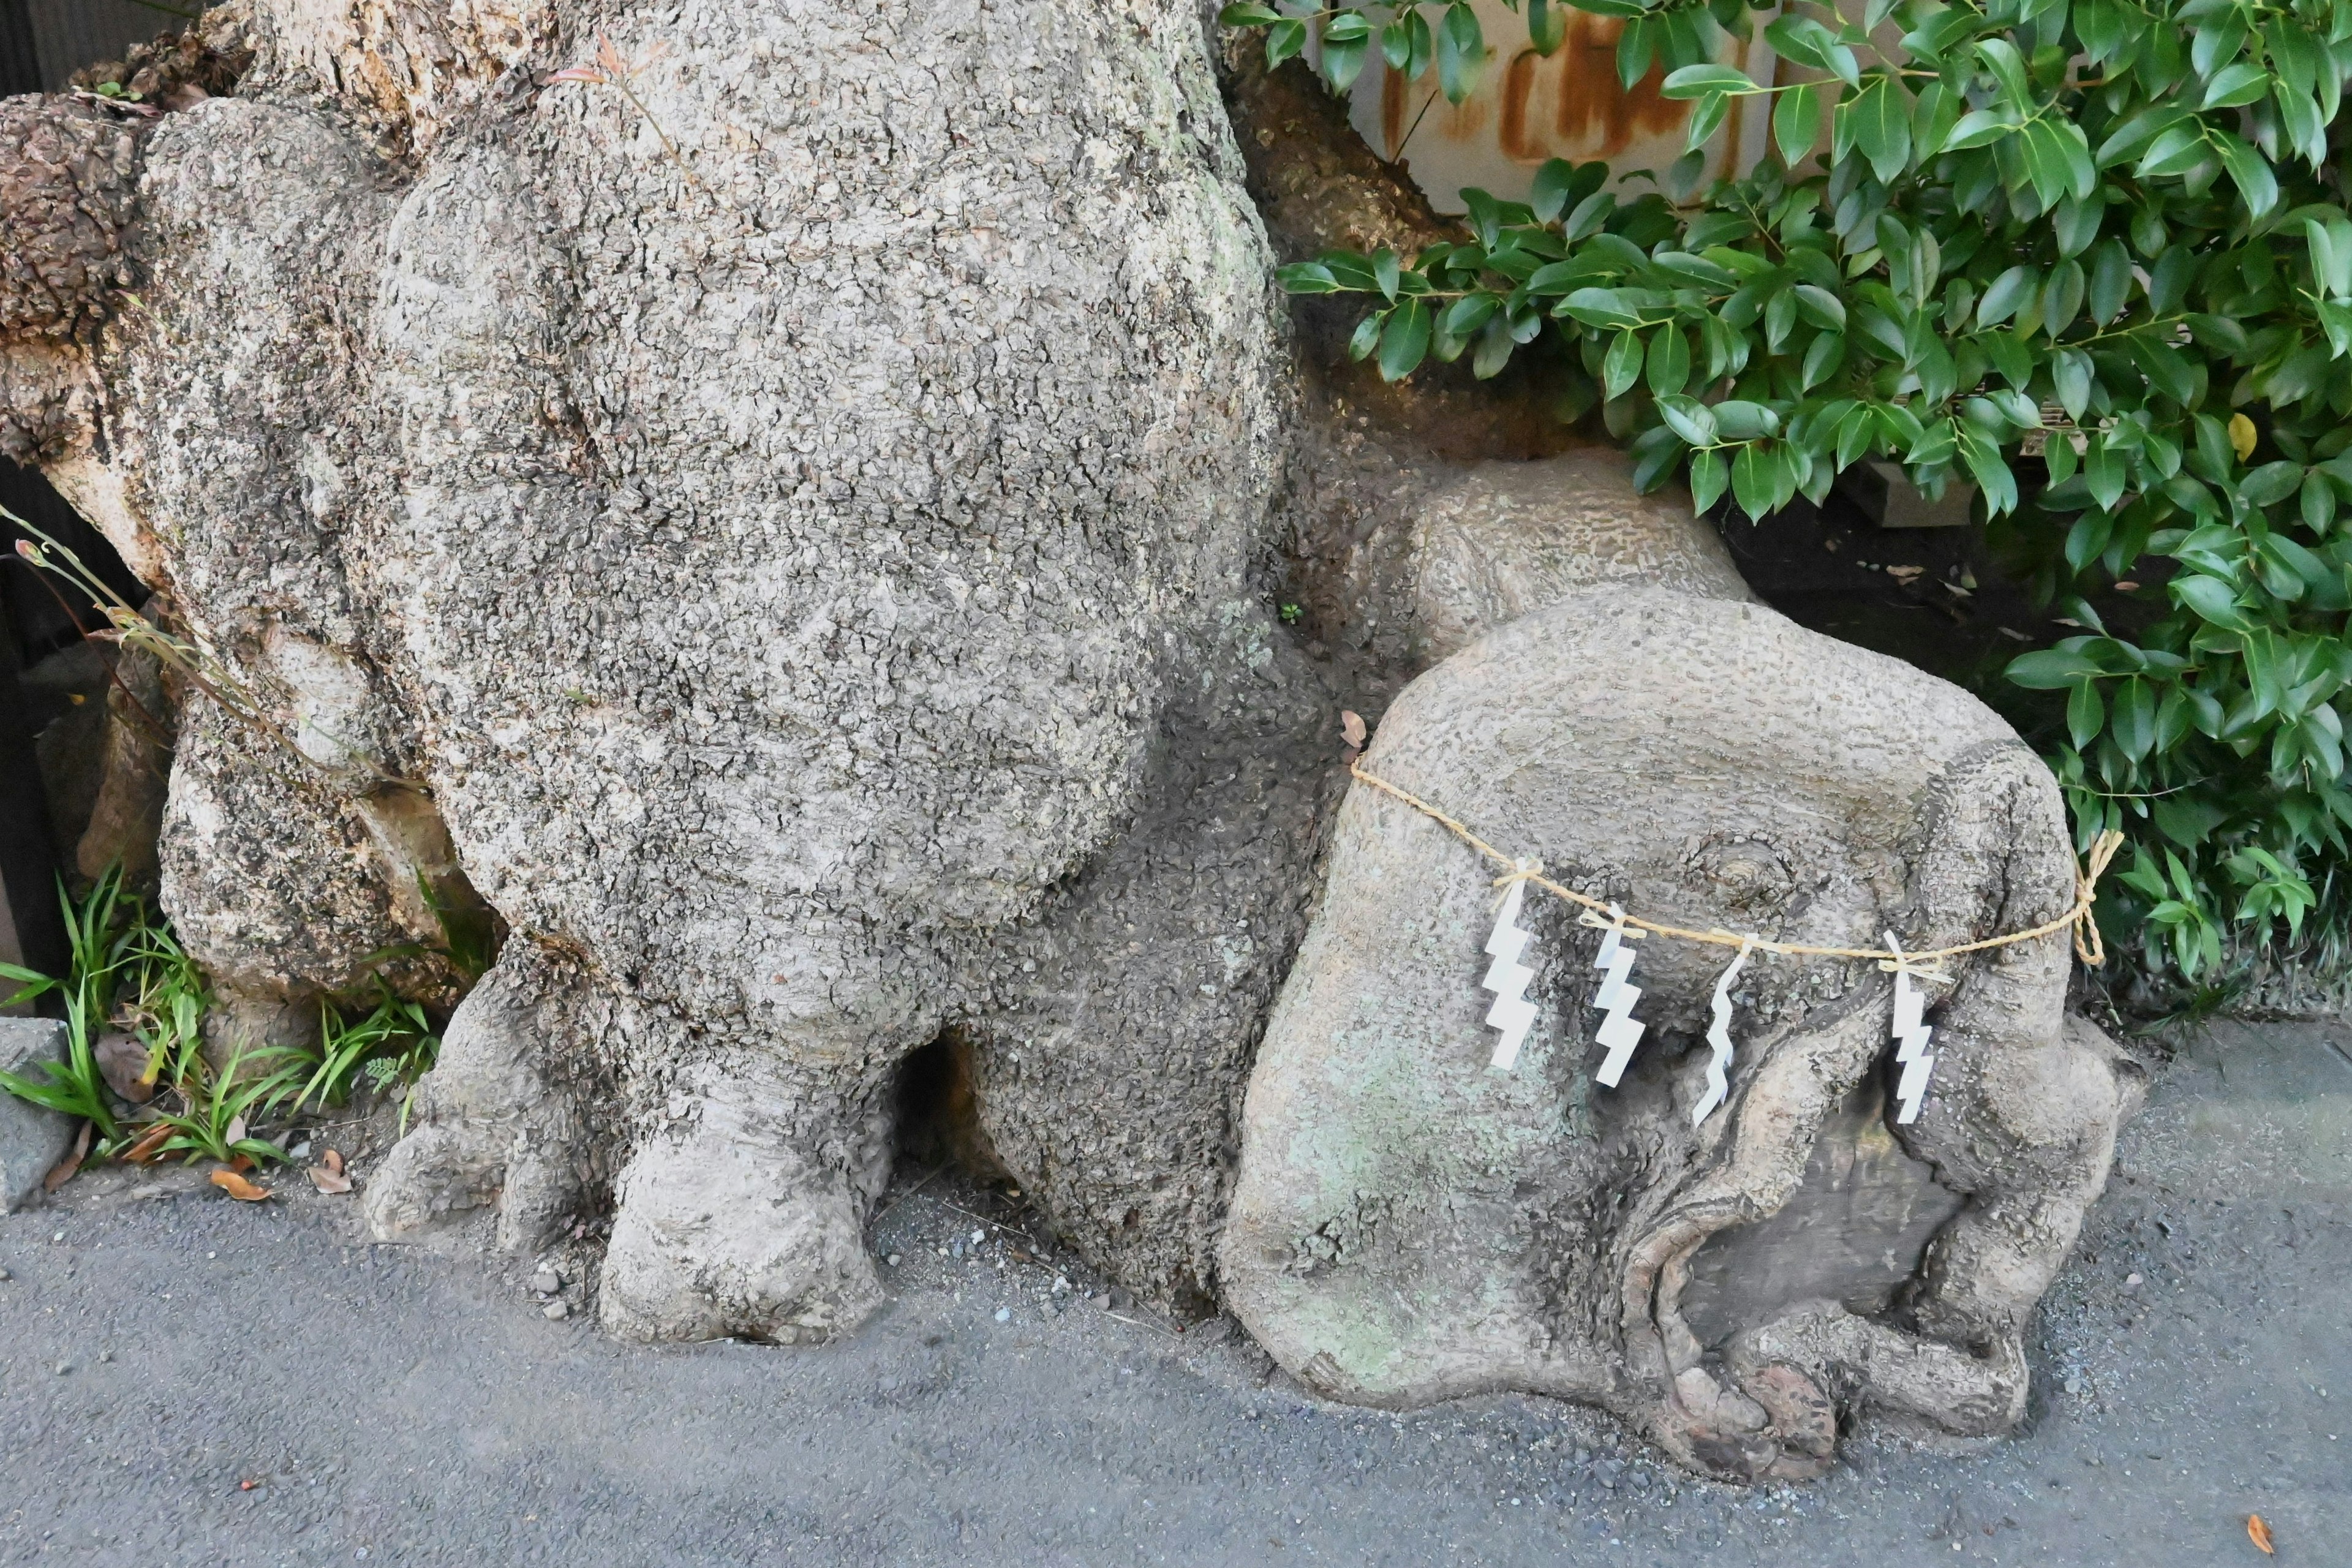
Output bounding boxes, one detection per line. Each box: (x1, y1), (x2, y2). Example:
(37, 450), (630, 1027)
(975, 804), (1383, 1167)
(0, 1019), (2343, 1567)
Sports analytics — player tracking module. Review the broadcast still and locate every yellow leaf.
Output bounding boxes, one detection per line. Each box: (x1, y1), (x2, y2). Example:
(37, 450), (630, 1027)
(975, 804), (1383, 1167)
(209, 1168), (272, 1202)
(2230, 413), (2258, 462)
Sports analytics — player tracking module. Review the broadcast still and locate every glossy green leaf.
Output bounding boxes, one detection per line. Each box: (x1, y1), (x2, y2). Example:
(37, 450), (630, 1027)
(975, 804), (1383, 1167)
(2068, 677), (2106, 749)
(2173, 571), (2256, 630)
(1839, 76), (1912, 185)
(2008, 647), (2106, 687)
(1661, 65), (1760, 99)
(1646, 324), (1691, 395)
(1435, 3), (1485, 104)
(1377, 298), (1431, 381)
(1688, 447), (1729, 513)
(1773, 83), (1822, 167)
(2114, 677), (2158, 761)
(2199, 61), (2271, 110)
(1602, 328), (1643, 401)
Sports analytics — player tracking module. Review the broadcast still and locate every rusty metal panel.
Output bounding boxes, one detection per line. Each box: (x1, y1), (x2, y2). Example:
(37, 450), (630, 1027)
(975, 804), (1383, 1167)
(1343, 1), (1778, 216)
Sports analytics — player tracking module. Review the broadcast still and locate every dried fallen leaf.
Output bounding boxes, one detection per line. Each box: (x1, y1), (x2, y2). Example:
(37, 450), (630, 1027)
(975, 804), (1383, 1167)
(43, 1121), (92, 1193)
(1340, 710), (1366, 750)
(323, 1148), (345, 1176)
(1885, 564), (1924, 581)
(307, 1165), (353, 1195)
(209, 1169), (271, 1202)
(223, 1115), (246, 1149)
(238, 1478), (260, 1492)
(124, 1121), (175, 1165)
(94, 1032), (156, 1103)
(2248, 1514), (2274, 1555)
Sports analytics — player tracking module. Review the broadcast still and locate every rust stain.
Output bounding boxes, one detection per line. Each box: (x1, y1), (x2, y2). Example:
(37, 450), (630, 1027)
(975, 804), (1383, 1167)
(1552, 17), (1684, 158)
(1382, 63), (1408, 159)
(1499, 50), (1545, 161)
(1438, 85), (1490, 143)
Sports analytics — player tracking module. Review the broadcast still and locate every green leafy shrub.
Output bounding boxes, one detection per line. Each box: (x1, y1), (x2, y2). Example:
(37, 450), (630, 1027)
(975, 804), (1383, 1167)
(1225, 0), (2352, 981)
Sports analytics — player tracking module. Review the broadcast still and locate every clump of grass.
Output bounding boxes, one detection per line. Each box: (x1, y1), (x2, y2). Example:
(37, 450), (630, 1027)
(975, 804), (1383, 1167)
(0, 866), (447, 1178)
(143, 1040), (304, 1166)
(1, 864), (144, 1143)
(296, 986), (440, 1134)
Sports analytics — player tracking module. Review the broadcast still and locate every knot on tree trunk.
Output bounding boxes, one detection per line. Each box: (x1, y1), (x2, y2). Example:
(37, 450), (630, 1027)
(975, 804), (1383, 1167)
(0, 99), (141, 342)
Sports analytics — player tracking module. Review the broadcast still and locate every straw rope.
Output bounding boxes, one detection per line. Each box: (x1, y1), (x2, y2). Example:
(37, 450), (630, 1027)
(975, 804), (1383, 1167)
(1347, 761), (2121, 971)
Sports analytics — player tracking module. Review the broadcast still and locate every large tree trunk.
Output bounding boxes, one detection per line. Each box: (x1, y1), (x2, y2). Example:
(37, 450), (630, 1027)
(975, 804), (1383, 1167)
(0, 1), (2135, 1482)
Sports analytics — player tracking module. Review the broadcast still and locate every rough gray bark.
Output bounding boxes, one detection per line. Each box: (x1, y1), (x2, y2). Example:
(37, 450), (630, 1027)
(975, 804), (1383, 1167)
(1221, 587), (2140, 1481)
(0, 0), (2132, 1481)
(3, 0), (1316, 1340)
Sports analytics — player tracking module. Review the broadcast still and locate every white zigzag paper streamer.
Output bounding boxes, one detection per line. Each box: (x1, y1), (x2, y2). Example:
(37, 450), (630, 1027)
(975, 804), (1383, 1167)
(1692, 937), (1755, 1126)
(1482, 862), (1540, 1072)
(1885, 932), (1937, 1125)
(1590, 904), (1647, 1087)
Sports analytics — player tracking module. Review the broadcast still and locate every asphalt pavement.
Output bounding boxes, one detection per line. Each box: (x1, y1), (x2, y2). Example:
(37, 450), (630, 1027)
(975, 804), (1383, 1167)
(0, 1019), (2344, 1566)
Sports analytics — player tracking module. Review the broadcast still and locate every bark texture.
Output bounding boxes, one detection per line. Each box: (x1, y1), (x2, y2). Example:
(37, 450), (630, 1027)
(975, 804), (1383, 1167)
(0, 0), (2132, 1480)
(1221, 587), (2137, 1482)
(1, 0), (1319, 1339)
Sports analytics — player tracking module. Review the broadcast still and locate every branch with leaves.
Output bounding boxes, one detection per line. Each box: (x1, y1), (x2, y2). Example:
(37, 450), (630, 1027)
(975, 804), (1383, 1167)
(1227, 0), (2352, 983)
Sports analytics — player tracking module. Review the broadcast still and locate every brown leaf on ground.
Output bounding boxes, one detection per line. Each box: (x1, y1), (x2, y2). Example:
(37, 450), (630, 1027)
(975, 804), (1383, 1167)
(123, 1121), (174, 1165)
(94, 1033), (156, 1102)
(307, 1164), (353, 1194)
(1340, 710), (1366, 750)
(209, 1168), (271, 1202)
(2247, 1514), (2274, 1555)
(43, 1121), (92, 1193)
(323, 1147), (345, 1175)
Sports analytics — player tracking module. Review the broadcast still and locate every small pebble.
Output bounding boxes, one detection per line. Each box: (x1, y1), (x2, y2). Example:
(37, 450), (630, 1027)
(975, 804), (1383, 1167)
(543, 1300), (569, 1321)
(2124, 1272), (2142, 1288)
(0, 1266), (12, 1281)
(531, 1268), (563, 1295)
(51, 1231), (64, 1243)
(886, 1253), (902, 1267)
(55, 1362), (71, 1375)
(993, 1306), (1011, 1323)
(97, 1349), (112, 1363)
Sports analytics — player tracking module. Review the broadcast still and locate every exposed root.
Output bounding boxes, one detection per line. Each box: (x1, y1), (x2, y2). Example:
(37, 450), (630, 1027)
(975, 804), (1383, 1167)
(598, 1064), (885, 1344)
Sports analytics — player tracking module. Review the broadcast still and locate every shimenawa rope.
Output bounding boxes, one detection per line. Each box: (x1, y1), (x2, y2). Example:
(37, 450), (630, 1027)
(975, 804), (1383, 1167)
(1346, 761), (2122, 972)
